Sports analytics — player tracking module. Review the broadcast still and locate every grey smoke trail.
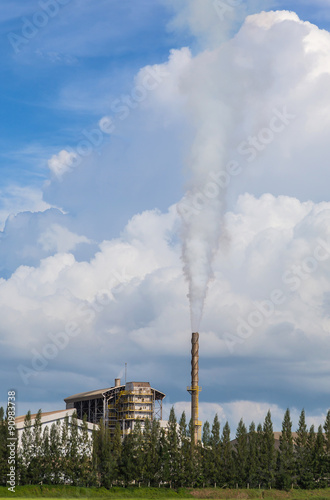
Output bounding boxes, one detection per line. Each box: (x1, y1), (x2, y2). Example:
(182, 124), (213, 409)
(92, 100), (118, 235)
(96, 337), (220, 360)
(178, 100), (232, 331)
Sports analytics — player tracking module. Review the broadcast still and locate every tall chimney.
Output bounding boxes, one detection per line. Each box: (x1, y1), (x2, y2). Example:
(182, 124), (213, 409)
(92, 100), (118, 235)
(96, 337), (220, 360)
(115, 378), (121, 387)
(187, 332), (201, 445)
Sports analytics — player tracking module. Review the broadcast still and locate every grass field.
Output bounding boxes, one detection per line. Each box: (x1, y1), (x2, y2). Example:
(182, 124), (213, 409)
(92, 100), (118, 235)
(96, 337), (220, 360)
(1, 486), (330, 499)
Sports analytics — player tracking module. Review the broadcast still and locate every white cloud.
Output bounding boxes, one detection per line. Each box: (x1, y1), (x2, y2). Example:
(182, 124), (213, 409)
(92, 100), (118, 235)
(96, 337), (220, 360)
(0, 185), (51, 230)
(1, 194), (330, 419)
(38, 224), (91, 253)
(2, 8), (330, 427)
(48, 149), (78, 179)
(163, 0), (275, 49)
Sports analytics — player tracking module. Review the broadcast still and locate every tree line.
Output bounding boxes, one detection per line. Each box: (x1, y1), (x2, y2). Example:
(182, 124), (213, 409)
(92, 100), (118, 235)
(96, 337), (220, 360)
(0, 406), (330, 489)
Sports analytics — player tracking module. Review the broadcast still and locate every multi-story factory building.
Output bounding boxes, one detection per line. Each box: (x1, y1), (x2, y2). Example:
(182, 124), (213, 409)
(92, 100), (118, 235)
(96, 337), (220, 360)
(64, 379), (166, 436)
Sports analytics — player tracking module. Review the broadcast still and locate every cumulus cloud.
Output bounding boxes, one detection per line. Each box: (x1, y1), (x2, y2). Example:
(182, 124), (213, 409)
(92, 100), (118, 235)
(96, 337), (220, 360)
(163, 0), (275, 49)
(2, 8), (330, 429)
(0, 185), (51, 230)
(48, 150), (78, 179)
(1, 194), (330, 420)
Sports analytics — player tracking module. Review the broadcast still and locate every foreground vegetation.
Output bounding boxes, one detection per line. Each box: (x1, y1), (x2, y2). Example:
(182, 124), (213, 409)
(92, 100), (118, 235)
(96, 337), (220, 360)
(1, 485), (330, 498)
(0, 406), (330, 491)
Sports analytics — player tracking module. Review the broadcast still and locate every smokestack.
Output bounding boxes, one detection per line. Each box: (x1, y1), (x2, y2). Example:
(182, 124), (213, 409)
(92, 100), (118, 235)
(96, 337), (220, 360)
(115, 378), (121, 387)
(187, 331), (201, 445)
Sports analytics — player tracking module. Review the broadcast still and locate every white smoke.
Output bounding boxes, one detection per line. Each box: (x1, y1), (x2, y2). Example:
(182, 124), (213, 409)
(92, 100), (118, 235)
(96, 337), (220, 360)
(177, 68), (233, 332)
(175, 8), (327, 332)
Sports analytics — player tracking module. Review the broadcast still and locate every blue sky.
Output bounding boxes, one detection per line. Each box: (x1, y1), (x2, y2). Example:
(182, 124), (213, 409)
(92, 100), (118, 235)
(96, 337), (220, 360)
(1, 0), (330, 433)
(2, 0), (328, 196)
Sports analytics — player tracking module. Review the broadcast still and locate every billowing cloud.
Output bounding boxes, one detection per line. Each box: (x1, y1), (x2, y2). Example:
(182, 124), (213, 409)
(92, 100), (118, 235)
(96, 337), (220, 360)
(1, 194), (330, 424)
(1, 8), (330, 430)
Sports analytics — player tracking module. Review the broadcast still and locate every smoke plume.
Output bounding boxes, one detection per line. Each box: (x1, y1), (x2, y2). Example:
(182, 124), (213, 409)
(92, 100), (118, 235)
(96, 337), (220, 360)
(178, 89), (232, 332)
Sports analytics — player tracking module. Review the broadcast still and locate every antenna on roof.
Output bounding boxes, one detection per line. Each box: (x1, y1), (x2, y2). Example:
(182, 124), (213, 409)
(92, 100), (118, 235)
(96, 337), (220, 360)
(125, 362), (127, 385)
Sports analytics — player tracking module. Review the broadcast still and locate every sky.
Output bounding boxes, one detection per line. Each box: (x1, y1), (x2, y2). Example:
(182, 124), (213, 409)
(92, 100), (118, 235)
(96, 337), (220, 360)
(1, 0), (330, 435)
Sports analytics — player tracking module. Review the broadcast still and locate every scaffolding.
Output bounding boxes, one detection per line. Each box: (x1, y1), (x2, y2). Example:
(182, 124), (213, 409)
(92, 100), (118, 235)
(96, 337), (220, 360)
(107, 383), (157, 435)
(65, 380), (165, 436)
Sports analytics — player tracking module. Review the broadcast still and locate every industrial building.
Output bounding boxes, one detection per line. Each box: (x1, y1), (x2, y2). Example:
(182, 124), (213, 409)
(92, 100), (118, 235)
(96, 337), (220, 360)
(64, 379), (166, 436)
(15, 408), (95, 447)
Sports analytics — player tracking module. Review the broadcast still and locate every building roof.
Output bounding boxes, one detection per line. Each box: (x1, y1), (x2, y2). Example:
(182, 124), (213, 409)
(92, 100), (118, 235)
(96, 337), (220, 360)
(64, 382), (166, 403)
(15, 408), (73, 425)
(15, 408), (96, 431)
(64, 387), (114, 403)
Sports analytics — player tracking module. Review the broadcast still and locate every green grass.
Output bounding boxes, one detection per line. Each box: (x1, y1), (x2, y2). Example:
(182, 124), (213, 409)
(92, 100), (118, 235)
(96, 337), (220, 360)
(0, 486), (191, 498)
(0, 486), (330, 499)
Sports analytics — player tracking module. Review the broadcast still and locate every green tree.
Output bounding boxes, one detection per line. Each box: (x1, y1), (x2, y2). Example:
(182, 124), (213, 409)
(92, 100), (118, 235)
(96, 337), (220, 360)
(277, 409), (294, 490)
(202, 420), (211, 447)
(120, 422), (144, 486)
(220, 421), (233, 487)
(209, 414), (221, 486)
(312, 425), (326, 487)
(295, 409), (312, 488)
(233, 418), (248, 487)
(110, 422), (122, 484)
(19, 411), (33, 484)
(201, 420), (212, 486)
(166, 407), (180, 486)
(41, 426), (51, 484)
(143, 418), (160, 486)
(255, 423), (264, 486)
(93, 419), (114, 487)
(158, 427), (170, 484)
(29, 409), (43, 484)
(49, 421), (62, 484)
(247, 421), (258, 488)
(261, 410), (276, 488)
(79, 415), (93, 486)
(65, 412), (84, 485)
(177, 412), (189, 486)
(61, 414), (70, 484)
(188, 418), (203, 487)
(0, 407), (10, 486)
(324, 410), (330, 486)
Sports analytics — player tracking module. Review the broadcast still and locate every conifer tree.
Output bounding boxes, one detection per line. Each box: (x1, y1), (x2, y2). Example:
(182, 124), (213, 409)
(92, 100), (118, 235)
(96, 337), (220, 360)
(111, 422), (122, 484)
(261, 410), (276, 488)
(29, 409), (43, 484)
(188, 418), (203, 487)
(68, 412), (81, 485)
(49, 421), (62, 484)
(247, 422), (258, 488)
(0, 407), (10, 486)
(120, 422), (144, 486)
(255, 422), (264, 486)
(79, 415), (93, 486)
(158, 427), (170, 484)
(201, 421), (212, 486)
(202, 421), (211, 447)
(166, 407), (180, 486)
(177, 412), (189, 486)
(132, 421), (145, 483)
(19, 411), (33, 484)
(93, 419), (114, 487)
(143, 418), (160, 486)
(220, 421), (233, 487)
(233, 418), (248, 487)
(61, 414), (70, 483)
(277, 409), (294, 490)
(313, 425), (326, 487)
(209, 414), (221, 486)
(41, 426), (51, 484)
(324, 409), (330, 486)
(295, 409), (312, 488)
